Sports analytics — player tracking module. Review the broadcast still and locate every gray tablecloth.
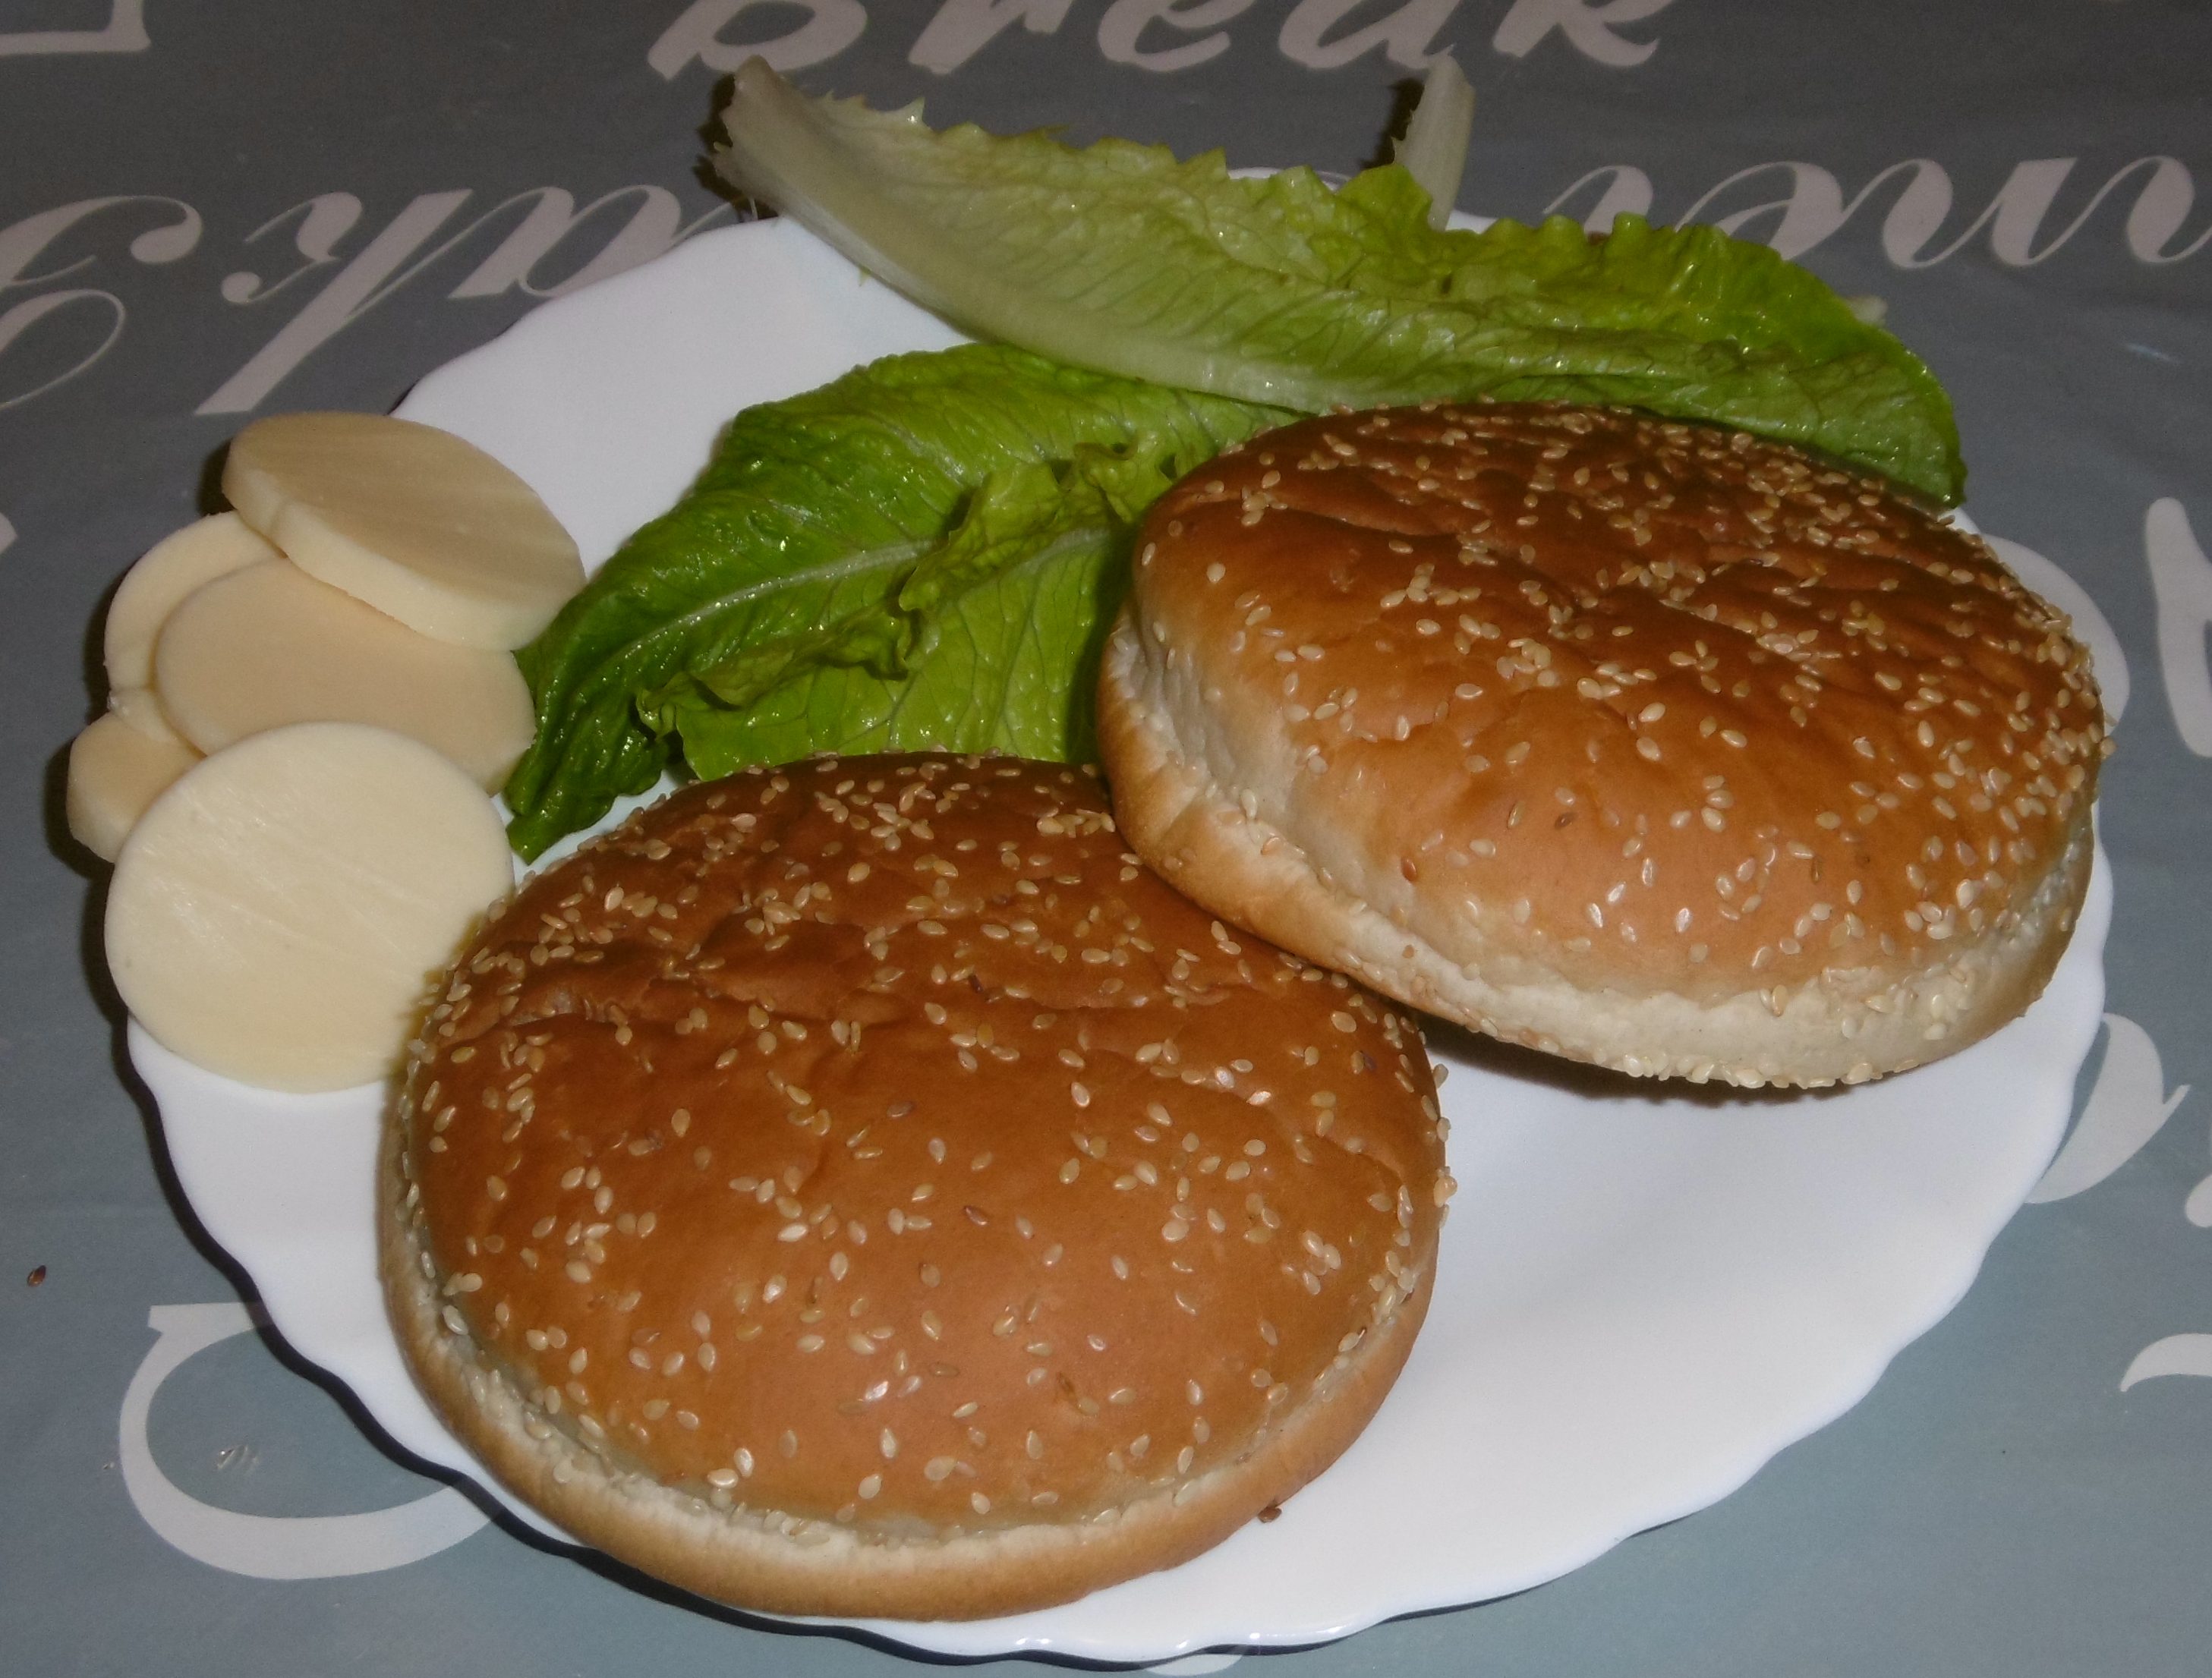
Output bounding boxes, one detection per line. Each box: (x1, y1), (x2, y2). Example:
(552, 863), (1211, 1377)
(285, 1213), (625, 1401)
(6, 3), (2210, 1672)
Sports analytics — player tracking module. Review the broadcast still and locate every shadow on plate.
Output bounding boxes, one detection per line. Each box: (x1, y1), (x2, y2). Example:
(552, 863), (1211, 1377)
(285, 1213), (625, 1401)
(1422, 1017), (1849, 1110)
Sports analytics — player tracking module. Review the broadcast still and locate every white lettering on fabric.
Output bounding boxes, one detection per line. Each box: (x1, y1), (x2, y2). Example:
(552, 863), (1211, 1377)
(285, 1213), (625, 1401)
(2122, 159), (2212, 263)
(2122, 1334), (2212, 1390)
(0, 290), (124, 411)
(218, 194), (367, 306)
(0, 0), (147, 58)
(197, 190), (471, 414)
(119, 1305), (489, 1578)
(1278, 0), (1463, 71)
(200, 188), (729, 414)
(1893, 158), (2172, 269)
(1675, 156), (2212, 267)
(0, 195), (200, 411)
(911, 0), (1076, 74)
(2147, 499), (2212, 757)
(1681, 162), (1878, 261)
(648, 0), (867, 80)
(448, 187), (705, 300)
(2028, 1015), (2190, 1203)
(0, 197), (203, 295)
(1098, 0), (1258, 72)
(1491, 0), (1676, 68)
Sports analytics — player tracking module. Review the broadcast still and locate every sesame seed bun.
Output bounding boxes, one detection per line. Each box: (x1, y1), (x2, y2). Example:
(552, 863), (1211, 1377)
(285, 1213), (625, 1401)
(1098, 403), (2106, 1088)
(382, 754), (1447, 1619)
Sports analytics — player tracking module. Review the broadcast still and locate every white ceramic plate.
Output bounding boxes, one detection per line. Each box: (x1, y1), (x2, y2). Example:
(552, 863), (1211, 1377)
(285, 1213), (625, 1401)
(140, 217), (2112, 1664)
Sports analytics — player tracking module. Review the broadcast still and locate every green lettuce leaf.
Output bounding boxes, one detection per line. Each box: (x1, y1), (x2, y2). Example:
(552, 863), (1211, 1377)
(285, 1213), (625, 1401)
(717, 62), (1962, 503)
(503, 345), (1281, 858)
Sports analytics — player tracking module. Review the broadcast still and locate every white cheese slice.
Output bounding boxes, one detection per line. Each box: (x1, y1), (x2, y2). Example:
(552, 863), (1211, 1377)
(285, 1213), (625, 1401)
(105, 723), (515, 1091)
(106, 683), (187, 743)
(104, 513), (277, 689)
(67, 703), (201, 862)
(154, 560), (536, 790)
(223, 411), (584, 650)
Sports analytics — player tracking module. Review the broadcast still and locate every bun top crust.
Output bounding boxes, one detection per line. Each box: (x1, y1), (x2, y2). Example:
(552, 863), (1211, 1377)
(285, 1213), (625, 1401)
(1126, 402), (2105, 1007)
(397, 754), (1444, 1545)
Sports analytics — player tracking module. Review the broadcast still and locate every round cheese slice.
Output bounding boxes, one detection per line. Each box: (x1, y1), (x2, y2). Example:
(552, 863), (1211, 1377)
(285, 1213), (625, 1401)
(106, 723), (515, 1091)
(104, 513), (277, 690)
(106, 684), (187, 743)
(66, 703), (200, 863)
(153, 560), (536, 791)
(222, 411), (583, 650)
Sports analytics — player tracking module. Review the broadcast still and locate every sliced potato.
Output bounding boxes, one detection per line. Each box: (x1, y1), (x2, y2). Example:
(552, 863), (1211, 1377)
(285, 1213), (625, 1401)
(67, 704), (201, 862)
(154, 560), (536, 790)
(223, 411), (583, 650)
(104, 513), (276, 689)
(105, 723), (515, 1091)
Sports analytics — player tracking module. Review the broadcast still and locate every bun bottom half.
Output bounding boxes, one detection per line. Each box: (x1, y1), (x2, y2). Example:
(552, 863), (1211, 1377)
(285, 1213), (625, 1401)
(1099, 612), (2094, 1089)
(381, 1115), (1434, 1621)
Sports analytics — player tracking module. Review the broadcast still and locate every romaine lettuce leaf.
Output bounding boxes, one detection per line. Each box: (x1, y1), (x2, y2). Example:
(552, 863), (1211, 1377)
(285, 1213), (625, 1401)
(717, 62), (1962, 504)
(503, 345), (1281, 858)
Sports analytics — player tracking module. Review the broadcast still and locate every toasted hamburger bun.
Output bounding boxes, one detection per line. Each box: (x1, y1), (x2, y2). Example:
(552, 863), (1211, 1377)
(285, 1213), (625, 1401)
(1099, 402), (2106, 1088)
(383, 753), (1448, 1619)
